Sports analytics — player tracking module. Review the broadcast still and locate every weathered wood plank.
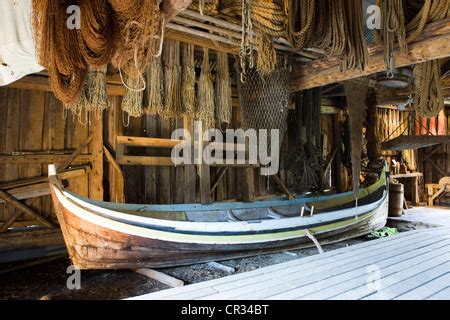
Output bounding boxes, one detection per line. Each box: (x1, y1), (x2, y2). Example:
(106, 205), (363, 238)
(131, 228), (450, 301)
(130, 230), (437, 300)
(89, 115), (104, 201)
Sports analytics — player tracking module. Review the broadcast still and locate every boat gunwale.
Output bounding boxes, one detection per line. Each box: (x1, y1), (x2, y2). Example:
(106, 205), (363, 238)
(51, 174), (389, 236)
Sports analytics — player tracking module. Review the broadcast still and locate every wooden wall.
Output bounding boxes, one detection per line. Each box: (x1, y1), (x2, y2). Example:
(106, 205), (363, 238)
(0, 87), (92, 225)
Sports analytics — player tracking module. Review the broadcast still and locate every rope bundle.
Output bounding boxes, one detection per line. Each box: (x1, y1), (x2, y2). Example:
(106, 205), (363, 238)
(181, 43), (196, 117)
(145, 55), (164, 113)
(256, 33), (277, 75)
(190, 0), (219, 15)
(197, 48), (215, 129)
(215, 51), (232, 126)
(287, 0), (316, 51)
(221, 0), (287, 37)
(379, 0), (449, 72)
(287, 0), (368, 71)
(405, 0), (450, 43)
(414, 60), (444, 118)
(161, 40), (182, 118)
(379, 0), (408, 74)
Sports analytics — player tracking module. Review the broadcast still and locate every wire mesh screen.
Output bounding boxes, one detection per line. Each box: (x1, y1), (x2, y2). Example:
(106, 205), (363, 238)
(237, 67), (290, 144)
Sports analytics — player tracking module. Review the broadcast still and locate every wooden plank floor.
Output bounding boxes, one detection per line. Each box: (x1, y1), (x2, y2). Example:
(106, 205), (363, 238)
(130, 227), (450, 300)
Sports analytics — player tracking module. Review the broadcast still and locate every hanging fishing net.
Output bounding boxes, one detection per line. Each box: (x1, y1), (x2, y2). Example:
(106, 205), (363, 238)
(237, 65), (290, 152)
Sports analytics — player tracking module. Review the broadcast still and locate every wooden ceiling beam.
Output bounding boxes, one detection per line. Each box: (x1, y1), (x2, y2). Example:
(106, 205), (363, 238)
(290, 18), (450, 92)
(5, 74), (125, 96)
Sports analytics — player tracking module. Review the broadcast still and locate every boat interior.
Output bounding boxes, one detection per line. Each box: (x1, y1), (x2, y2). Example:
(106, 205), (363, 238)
(61, 168), (388, 224)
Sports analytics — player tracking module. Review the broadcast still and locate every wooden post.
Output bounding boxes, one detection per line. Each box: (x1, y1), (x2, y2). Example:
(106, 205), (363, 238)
(333, 112), (343, 193)
(183, 117), (197, 203)
(239, 167), (255, 202)
(89, 113), (104, 201)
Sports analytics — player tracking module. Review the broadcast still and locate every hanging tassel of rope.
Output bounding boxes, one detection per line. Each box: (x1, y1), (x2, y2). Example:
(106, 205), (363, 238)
(66, 65), (109, 124)
(145, 54), (164, 114)
(414, 59), (444, 118)
(181, 43), (196, 117)
(344, 77), (370, 200)
(215, 51), (232, 126)
(121, 72), (145, 123)
(161, 40), (182, 118)
(197, 48), (215, 129)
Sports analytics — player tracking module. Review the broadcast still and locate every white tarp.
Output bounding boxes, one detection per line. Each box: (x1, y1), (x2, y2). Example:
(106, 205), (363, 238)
(0, 0), (43, 86)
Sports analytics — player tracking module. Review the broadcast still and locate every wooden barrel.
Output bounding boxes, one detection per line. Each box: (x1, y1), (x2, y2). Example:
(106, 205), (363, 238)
(389, 183), (404, 217)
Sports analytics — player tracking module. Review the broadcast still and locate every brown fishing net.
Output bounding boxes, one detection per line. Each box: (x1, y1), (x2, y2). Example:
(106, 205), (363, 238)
(237, 64), (290, 147)
(344, 77), (370, 200)
(32, 0), (164, 107)
(32, 0), (87, 105)
(109, 0), (164, 76)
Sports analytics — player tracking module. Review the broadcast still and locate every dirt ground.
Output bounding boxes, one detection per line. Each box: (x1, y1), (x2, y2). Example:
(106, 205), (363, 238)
(0, 237), (370, 300)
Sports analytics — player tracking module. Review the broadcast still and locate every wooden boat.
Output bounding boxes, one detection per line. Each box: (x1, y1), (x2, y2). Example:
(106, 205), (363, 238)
(48, 164), (389, 270)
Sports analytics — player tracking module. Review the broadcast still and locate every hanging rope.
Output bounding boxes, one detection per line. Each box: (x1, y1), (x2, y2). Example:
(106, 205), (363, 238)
(414, 59), (444, 118)
(189, 0), (219, 15)
(181, 43), (196, 117)
(221, 0), (287, 37)
(287, 0), (316, 51)
(378, 0), (449, 72)
(197, 48), (215, 129)
(379, 0), (408, 75)
(215, 51), (232, 126)
(145, 54), (164, 114)
(161, 40), (182, 118)
(405, 0), (449, 43)
(65, 65), (109, 124)
(238, 0), (255, 83)
(256, 33), (277, 75)
(121, 73), (144, 120)
(340, 0), (369, 72)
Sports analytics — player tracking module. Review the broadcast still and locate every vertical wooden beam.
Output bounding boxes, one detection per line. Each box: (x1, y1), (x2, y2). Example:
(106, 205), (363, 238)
(183, 116), (197, 203)
(199, 164), (211, 204)
(89, 113), (104, 201)
(239, 167), (255, 202)
(0, 88), (7, 222)
(160, 118), (172, 204)
(145, 113), (158, 204)
(333, 112), (343, 193)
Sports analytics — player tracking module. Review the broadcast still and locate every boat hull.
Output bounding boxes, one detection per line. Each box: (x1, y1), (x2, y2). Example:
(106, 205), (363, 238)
(51, 187), (388, 269)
